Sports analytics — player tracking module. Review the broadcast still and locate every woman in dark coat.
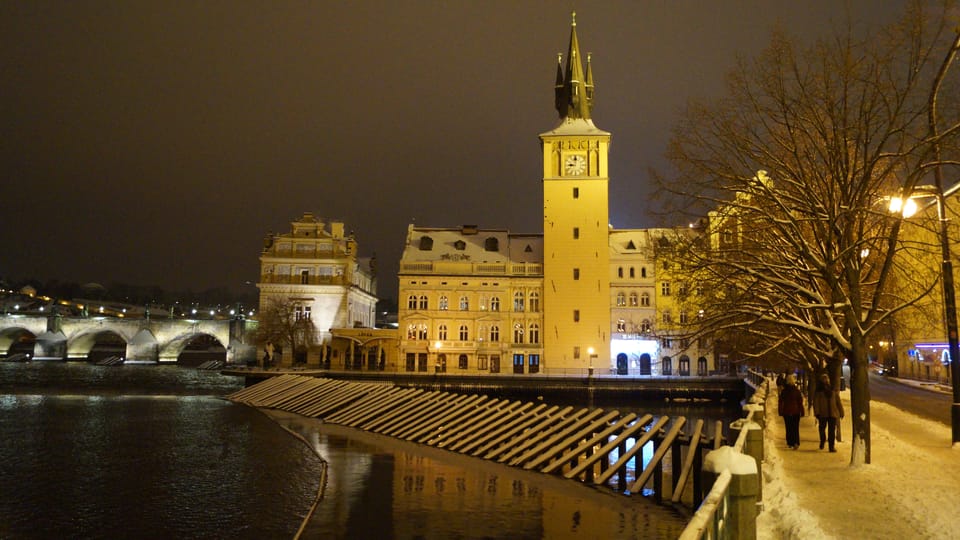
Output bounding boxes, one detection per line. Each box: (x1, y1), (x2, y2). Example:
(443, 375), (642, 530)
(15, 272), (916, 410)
(813, 373), (844, 452)
(778, 374), (804, 449)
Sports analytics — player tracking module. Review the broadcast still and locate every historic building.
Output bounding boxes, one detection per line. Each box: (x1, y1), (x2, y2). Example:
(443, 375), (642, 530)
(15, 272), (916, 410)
(257, 212), (381, 365)
(396, 15), (710, 376)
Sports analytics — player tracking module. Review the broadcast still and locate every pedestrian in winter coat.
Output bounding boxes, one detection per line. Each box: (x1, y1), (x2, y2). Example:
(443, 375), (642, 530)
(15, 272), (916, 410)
(778, 374), (804, 449)
(813, 373), (844, 452)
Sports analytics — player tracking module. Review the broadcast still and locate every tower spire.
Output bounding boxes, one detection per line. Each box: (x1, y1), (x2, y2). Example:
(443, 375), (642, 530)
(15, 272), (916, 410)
(555, 11), (592, 120)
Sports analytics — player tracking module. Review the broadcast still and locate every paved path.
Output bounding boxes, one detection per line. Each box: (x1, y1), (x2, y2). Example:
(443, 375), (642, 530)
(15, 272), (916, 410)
(758, 382), (960, 539)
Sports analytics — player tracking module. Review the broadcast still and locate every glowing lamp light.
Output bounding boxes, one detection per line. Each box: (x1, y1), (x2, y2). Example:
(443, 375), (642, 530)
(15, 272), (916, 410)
(889, 196), (919, 218)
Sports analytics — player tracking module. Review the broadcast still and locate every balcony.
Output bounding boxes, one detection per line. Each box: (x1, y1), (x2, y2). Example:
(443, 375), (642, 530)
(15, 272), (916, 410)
(400, 261), (543, 276)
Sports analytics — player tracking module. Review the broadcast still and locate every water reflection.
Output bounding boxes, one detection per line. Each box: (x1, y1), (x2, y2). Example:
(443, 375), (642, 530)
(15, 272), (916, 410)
(272, 412), (688, 539)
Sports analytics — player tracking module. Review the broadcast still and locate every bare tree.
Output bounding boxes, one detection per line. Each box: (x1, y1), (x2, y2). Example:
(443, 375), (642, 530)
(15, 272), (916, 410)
(254, 297), (318, 366)
(657, 2), (960, 465)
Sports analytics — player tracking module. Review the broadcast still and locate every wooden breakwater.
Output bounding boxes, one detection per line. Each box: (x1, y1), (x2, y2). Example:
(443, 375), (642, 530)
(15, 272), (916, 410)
(227, 374), (727, 506)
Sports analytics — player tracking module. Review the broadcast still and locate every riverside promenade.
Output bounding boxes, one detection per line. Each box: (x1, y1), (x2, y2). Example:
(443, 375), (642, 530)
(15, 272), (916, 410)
(758, 380), (960, 539)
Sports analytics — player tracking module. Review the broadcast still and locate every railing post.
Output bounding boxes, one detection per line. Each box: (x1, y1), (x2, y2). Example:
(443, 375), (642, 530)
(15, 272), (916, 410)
(703, 447), (759, 540)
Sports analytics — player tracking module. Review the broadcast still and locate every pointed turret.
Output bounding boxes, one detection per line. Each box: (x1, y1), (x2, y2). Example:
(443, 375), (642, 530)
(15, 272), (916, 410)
(555, 11), (592, 120)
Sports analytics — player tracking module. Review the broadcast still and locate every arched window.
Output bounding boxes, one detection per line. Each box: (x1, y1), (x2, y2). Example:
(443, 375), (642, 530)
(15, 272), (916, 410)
(438, 324), (447, 340)
(513, 292), (525, 312)
(459, 296), (469, 311)
(418, 295), (428, 309)
(407, 324), (417, 339)
(629, 267), (636, 278)
(616, 319), (626, 332)
(407, 295), (417, 309)
(513, 323), (524, 344)
(490, 325), (499, 342)
(528, 323), (539, 344)
(616, 292), (626, 306)
(629, 292), (638, 306)
(618, 267), (624, 278)
(529, 292), (540, 312)
(459, 325), (469, 341)
(641, 267), (647, 278)
(490, 296), (500, 312)
(439, 296), (449, 310)
(640, 319), (651, 333)
(641, 292), (650, 306)
(418, 325), (428, 340)
(458, 354), (469, 369)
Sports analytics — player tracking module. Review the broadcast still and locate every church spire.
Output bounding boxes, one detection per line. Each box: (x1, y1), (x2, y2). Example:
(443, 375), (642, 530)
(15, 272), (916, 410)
(554, 11), (593, 120)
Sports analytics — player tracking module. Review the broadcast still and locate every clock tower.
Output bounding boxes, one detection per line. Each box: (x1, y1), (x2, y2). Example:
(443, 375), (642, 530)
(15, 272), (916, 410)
(540, 12), (611, 371)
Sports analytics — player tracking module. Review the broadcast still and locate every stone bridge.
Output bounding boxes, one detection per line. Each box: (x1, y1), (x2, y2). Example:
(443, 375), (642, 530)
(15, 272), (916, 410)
(0, 314), (258, 364)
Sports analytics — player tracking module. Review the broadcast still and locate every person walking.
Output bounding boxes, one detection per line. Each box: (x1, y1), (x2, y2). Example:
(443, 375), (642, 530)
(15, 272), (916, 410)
(778, 373), (804, 449)
(813, 373), (844, 452)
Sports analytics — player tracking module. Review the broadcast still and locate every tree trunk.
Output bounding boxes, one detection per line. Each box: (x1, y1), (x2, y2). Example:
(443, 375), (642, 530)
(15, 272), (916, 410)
(848, 338), (872, 465)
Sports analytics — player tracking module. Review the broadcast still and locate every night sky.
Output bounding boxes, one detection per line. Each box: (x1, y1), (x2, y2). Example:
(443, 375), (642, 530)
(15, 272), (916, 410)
(1, 1), (908, 301)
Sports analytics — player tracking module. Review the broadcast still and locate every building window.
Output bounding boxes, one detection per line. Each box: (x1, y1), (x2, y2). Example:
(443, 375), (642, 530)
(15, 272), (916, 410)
(641, 292), (650, 306)
(641, 319), (651, 333)
(573, 187), (579, 199)
(407, 324), (418, 340)
(529, 292), (540, 312)
(629, 267), (636, 278)
(513, 354), (524, 374)
(678, 283), (687, 296)
(406, 353), (416, 372)
(574, 346), (581, 359)
(418, 295), (428, 309)
(662, 338), (673, 349)
(573, 268), (580, 280)
(513, 292), (525, 312)
(573, 227), (580, 239)
(478, 355), (489, 370)
(490, 325), (500, 342)
(513, 324), (524, 344)
(662, 311), (672, 325)
(454, 240), (466, 250)
(459, 354), (468, 369)
(528, 323), (540, 344)
(418, 325), (428, 340)
(661, 282), (671, 296)
(641, 267), (647, 278)
(617, 292), (626, 306)
(294, 306), (303, 320)
(680, 311), (688, 324)
(573, 309), (580, 322)
(439, 296), (449, 310)
(618, 267), (624, 278)
(528, 354), (540, 374)
(696, 285), (703, 296)
(419, 236), (434, 250)
(459, 296), (469, 311)
(300, 270), (310, 284)
(491, 296), (500, 312)
(438, 324), (448, 341)
(484, 237), (499, 251)
(459, 325), (469, 341)
(303, 306), (311, 320)
(617, 319), (626, 332)
(629, 292), (638, 306)
(407, 295), (418, 309)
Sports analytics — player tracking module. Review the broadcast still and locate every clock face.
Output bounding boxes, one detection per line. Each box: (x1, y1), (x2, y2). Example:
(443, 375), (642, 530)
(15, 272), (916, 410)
(564, 154), (586, 176)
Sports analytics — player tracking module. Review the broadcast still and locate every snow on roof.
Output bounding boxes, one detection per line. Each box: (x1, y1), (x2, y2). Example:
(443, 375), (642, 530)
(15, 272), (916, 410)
(402, 225), (542, 264)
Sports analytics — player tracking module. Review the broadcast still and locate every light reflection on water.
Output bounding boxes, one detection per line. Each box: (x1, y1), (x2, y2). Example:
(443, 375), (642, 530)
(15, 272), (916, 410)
(273, 412), (689, 540)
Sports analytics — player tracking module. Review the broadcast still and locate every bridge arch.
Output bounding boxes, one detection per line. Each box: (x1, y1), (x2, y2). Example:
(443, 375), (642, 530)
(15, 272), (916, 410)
(158, 332), (226, 365)
(0, 326), (37, 358)
(67, 329), (128, 361)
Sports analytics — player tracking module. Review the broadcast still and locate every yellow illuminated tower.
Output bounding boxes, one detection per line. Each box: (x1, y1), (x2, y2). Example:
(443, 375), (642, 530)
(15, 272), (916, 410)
(541, 12), (611, 371)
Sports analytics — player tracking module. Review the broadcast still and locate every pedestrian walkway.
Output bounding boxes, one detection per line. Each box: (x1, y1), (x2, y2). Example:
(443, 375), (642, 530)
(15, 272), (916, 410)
(757, 380), (960, 539)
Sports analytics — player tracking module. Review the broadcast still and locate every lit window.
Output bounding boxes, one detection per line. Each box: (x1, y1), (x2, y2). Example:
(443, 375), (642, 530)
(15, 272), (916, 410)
(491, 296), (500, 311)
(617, 292), (626, 306)
(629, 292), (638, 306)
(617, 320), (626, 332)
(514, 292), (525, 312)
(459, 296), (469, 311)
(439, 296), (449, 310)
(641, 319), (651, 333)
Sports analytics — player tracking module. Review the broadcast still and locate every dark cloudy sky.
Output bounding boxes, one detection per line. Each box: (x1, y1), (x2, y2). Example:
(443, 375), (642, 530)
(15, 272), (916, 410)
(1, 1), (908, 301)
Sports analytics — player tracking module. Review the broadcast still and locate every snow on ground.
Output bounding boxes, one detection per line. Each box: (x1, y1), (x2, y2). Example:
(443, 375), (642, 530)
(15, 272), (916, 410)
(757, 382), (960, 539)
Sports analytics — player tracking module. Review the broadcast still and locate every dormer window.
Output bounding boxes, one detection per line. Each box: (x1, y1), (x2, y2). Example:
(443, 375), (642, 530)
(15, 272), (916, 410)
(419, 236), (434, 251)
(524, 245), (533, 252)
(484, 237), (499, 251)
(454, 240), (466, 251)
(627, 240), (636, 249)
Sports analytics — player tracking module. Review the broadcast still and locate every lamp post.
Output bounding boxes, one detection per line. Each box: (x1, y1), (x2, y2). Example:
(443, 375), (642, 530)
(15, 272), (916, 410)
(893, 185), (960, 443)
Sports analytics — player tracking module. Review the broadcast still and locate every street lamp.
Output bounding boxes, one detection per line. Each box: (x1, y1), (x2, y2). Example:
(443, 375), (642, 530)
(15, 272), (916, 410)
(892, 184), (960, 443)
(587, 346), (597, 378)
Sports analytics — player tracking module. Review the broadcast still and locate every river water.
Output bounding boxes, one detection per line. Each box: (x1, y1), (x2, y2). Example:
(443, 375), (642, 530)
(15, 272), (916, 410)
(0, 362), (738, 539)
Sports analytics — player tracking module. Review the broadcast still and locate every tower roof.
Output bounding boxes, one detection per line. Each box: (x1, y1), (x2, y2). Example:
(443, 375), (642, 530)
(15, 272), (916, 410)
(554, 12), (594, 120)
